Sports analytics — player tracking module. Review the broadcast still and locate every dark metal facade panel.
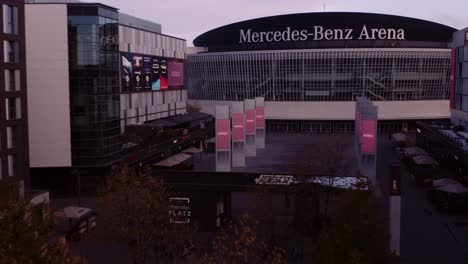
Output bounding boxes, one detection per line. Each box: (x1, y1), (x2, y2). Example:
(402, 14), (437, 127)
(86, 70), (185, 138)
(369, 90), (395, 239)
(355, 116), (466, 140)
(194, 12), (457, 51)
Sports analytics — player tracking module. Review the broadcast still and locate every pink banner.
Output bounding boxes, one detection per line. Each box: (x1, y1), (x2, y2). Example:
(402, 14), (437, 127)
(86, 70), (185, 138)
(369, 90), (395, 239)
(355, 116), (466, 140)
(216, 119), (230, 150)
(362, 120), (376, 154)
(168, 61), (184, 87)
(232, 113), (245, 141)
(255, 106), (265, 129)
(246, 110), (256, 134)
(450, 48), (455, 108)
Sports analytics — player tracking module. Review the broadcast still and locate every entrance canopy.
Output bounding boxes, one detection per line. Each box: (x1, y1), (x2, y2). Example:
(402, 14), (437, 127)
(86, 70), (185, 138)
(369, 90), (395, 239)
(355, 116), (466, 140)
(154, 153), (192, 167)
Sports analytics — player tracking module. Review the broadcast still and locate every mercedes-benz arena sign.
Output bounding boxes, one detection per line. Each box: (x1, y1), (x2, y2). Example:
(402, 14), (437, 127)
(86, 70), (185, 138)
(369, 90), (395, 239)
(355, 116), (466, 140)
(193, 12), (456, 52)
(239, 25), (405, 44)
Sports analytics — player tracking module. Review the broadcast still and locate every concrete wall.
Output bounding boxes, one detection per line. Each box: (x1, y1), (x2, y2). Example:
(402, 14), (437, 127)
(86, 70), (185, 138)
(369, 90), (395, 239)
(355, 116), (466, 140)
(25, 4), (71, 167)
(190, 99), (450, 120)
(119, 25), (185, 59)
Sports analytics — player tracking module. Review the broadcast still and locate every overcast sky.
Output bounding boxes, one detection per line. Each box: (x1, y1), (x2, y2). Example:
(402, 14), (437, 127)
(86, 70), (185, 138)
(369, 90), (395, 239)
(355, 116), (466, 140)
(87, 0), (468, 46)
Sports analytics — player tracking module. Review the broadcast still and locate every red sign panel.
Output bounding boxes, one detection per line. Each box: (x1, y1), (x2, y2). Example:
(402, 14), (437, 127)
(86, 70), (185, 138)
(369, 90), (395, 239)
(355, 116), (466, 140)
(246, 110), (256, 134)
(450, 48), (455, 108)
(361, 120), (376, 154)
(255, 106), (265, 129)
(216, 119), (230, 150)
(232, 113), (245, 141)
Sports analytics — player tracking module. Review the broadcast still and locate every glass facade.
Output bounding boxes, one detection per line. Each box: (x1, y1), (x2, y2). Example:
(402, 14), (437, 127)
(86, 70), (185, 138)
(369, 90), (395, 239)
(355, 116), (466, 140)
(67, 5), (120, 166)
(188, 49), (451, 102)
(453, 45), (468, 112)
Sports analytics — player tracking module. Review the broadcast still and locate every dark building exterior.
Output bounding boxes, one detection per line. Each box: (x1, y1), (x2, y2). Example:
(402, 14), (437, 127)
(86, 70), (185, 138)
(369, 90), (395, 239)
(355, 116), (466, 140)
(188, 13), (457, 133)
(0, 0), (29, 201)
(24, 1), (187, 194)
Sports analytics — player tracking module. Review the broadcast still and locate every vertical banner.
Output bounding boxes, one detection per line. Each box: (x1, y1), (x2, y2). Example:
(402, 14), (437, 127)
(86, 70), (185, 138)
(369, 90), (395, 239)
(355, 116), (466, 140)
(160, 58), (168, 90)
(362, 120), (376, 154)
(232, 102), (246, 167)
(450, 48), (455, 108)
(216, 119), (230, 150)
(245, 99), (256, 157)
(121, 53), (133, 91)
(168, 60), (184, 87)
(152, 57), (160, 91)
(132, 55), (143, 89)
(143, 56), (152, 89)
(255, 97), (265, 149)
(216, 105), (231, 172)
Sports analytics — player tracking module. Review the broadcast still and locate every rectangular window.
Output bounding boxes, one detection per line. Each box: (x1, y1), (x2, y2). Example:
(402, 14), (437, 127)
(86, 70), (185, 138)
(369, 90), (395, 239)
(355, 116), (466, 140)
(4, 69), (19, 91)
(5, 97), (21, 120)
(6, 126), (16, 149)
(3, 4), (18, 34)
(4, 40), (19, 63)
(8, 155), (15, 177)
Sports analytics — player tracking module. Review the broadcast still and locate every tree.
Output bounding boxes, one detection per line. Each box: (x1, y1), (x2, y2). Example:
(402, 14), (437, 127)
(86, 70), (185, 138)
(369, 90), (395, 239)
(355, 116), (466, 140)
(95, 163), (195, 263)
(312, 190), (390, 264)
(201, 214), (287, 264)
(0, 185), (85, 264)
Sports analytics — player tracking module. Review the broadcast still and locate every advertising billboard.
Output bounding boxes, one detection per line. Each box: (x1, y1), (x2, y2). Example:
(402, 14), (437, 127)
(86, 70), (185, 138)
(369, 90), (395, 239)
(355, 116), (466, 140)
(255, 106), (265, 129)
(168, 61), (184, 87)
(232, 113), (245, 141)
(361, 120), (376, 154)
(152, 57), (160, 91)
(120, 52), (184, 92)
(246, 109), (256, 134)
(160, 58), (168, 90)
(216, 119), (230, 150)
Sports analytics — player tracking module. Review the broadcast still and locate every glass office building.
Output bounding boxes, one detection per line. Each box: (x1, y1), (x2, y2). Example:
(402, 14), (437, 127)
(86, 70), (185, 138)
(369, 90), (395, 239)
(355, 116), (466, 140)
(67, 4), (121, 166)
(188, 13), (457, 133)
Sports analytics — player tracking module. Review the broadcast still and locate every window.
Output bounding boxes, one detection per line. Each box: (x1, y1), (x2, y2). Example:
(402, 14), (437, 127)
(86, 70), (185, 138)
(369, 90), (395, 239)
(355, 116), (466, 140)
(5, 97), (21, 120)
(8, 155), (15, 177)
(3, 4), (18, 34)
(4, 41), (19, 63)
(4, 69), (19, 91)
(6, 126), (16, 149)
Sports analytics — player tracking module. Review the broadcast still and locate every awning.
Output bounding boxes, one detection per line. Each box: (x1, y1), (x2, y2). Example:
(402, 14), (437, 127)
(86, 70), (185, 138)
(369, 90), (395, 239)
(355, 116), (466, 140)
(392, 133), (407, 142)
(154, 153), (192, 167)
(404, 147), (428, 157)
(182, 147), (203, 154)
(63, 206), (92, 219)
(436, 184), (468, 194)
(433, 178), (461, 188)
(412, 155), (437, 166)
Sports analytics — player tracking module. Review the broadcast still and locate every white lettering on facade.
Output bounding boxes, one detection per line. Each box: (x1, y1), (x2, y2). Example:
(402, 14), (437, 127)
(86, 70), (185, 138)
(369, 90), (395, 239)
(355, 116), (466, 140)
(238, 25), (406, 43)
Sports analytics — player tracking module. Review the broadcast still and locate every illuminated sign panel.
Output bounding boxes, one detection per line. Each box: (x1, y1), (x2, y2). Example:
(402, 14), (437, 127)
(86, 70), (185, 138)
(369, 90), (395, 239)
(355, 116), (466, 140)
(361, 120), (376, 154)
(120, 52), (183, 92)
(255, 175), (295, 185)
(169, 197), (191, 224)
(245, 110), (256, 134)
(232, 113), (245, 141)
(216, 119), (230, 150)
(255, 106), (265, 129)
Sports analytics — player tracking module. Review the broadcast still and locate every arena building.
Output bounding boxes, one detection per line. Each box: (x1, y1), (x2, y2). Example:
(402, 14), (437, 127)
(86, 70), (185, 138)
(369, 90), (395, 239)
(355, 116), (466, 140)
(187, 12), (457, 133)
